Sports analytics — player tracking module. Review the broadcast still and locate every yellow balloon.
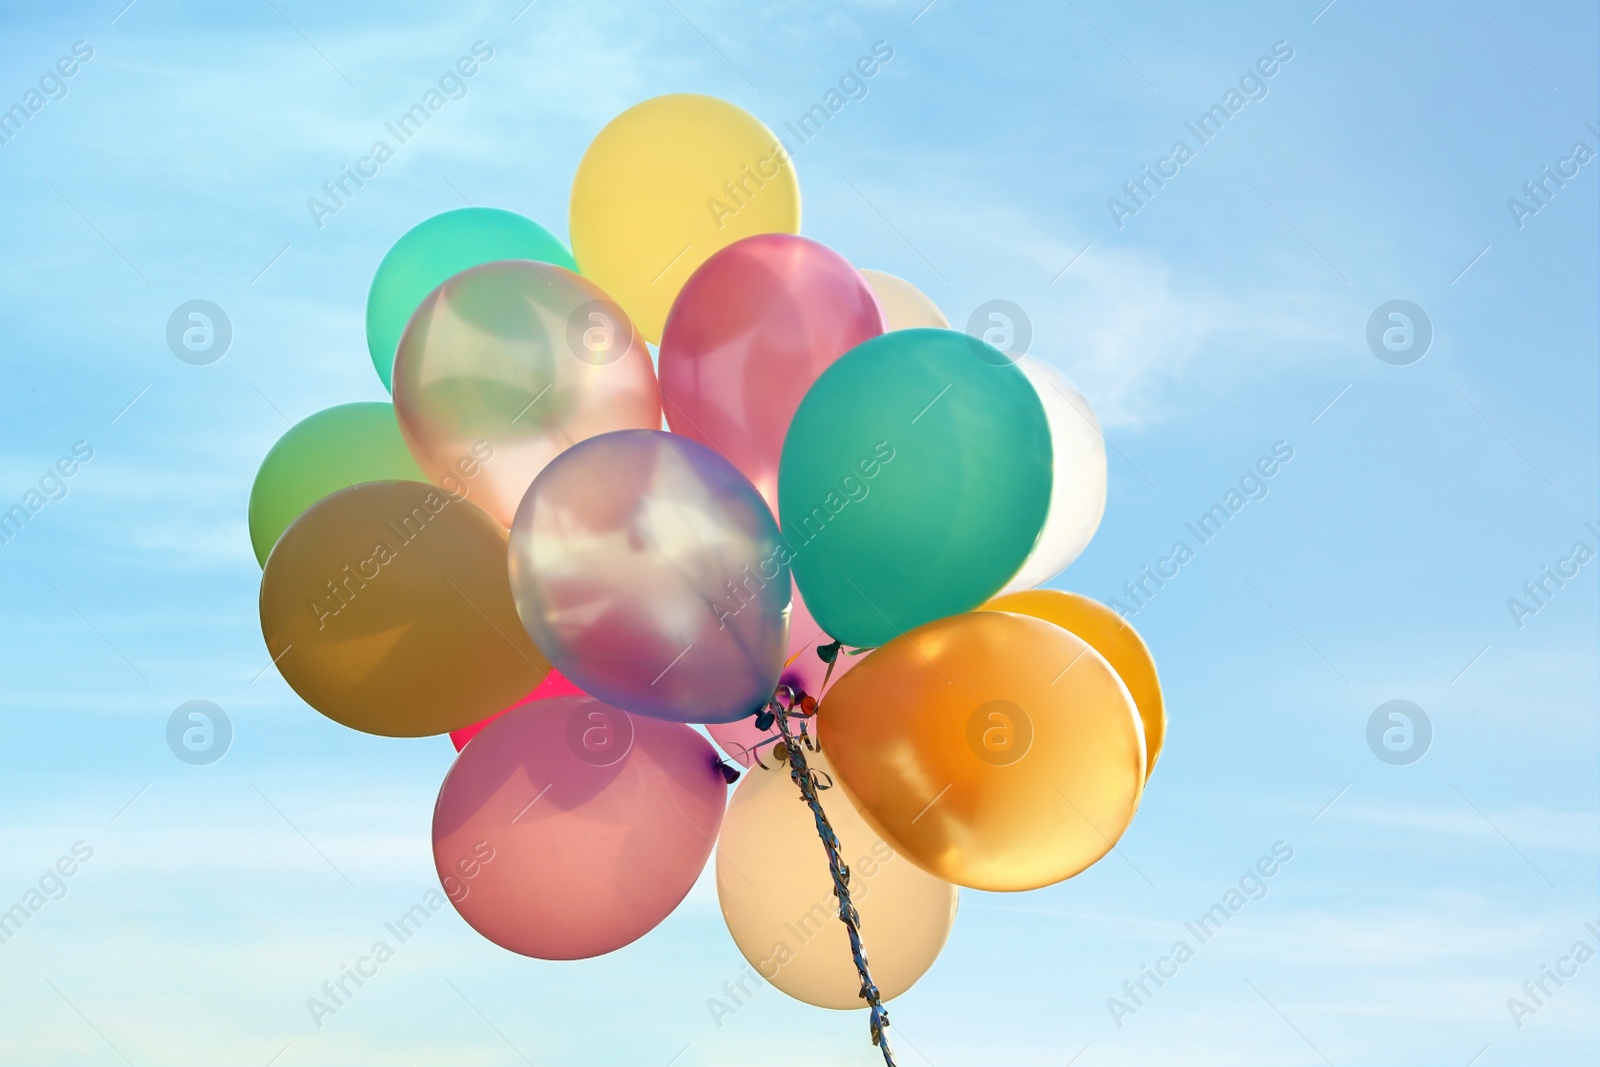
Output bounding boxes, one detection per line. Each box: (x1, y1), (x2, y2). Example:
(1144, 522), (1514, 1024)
(570, 94), (801, 344)
(818, 610), (1145, 892)
(716, 749), (957, 1009)
(984, 590), (1165, 779)
(858, 269), (949, 331)
(259, 481), (550, 737)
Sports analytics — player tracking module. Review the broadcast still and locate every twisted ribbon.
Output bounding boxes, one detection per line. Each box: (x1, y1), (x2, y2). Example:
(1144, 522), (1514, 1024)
(765, 682), (897, 1067)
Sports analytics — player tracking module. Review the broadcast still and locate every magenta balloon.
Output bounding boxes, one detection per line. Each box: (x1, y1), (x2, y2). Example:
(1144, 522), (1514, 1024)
(658, 234), (885, 510)
(432, 694), (726, 960)
(509, 429), (791, 724)
(707, 583), (858, 767)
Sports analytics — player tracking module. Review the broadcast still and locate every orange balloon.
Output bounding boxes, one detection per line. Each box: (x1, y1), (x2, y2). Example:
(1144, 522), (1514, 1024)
(259, 481), (550, 737)
(983, 590), (1165, 779)
(817, 610), (1144, 892)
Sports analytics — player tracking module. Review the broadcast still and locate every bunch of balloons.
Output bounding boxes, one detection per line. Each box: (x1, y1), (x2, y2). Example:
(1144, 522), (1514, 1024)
(250, 93), (1163, 1052)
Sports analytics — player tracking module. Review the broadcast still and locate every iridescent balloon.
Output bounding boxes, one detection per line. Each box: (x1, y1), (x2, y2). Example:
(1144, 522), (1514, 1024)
(392, 260), (661, 527)
(510, 429), (790, 724)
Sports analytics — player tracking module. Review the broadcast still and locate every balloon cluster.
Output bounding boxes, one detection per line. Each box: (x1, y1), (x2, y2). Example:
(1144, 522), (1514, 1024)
(249, 93), (1164, 1049)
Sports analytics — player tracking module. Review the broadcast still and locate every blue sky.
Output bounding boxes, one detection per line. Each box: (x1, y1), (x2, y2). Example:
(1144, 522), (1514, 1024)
(0, 0), (1595, 1064)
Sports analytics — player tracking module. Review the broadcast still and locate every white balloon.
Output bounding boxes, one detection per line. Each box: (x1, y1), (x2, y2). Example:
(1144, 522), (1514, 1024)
(1002, 357), (1108, 593)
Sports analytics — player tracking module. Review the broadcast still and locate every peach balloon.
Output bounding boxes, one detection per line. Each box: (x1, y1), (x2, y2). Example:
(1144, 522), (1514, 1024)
(716, 749), (957, 1009)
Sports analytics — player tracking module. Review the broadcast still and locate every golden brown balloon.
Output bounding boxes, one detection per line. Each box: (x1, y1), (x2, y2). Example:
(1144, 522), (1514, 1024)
(983, 590), (1165, 779)
(817, 610), (1145, 892)
(259, 481), (550, 737)
(716, 749), (957, 1009)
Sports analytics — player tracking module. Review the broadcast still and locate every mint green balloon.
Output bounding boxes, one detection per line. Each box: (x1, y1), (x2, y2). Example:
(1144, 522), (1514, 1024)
(366, 208), (577, 390)
(777, 329), (1052, 648)
(248, 402), (426, 566)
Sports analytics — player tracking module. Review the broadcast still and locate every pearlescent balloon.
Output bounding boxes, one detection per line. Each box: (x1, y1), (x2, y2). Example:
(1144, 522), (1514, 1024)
(433, 694), (726, 959)
(716, 750), (958, 1008)
(818, 609), (1145, 892)
(859, 269), (948, 331)
(660, 234), (884, 510)
(367, 208), (577, 390)
(392, 260), (661, 527)
(510, 429), (791, 724)
(999, 358), (1107, 592)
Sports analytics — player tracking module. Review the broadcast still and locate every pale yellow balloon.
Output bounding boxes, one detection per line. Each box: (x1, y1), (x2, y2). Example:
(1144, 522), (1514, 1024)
(571, 94), (801, 344)
(716, 749), (958, 1010)
(858, 269), (949, 331)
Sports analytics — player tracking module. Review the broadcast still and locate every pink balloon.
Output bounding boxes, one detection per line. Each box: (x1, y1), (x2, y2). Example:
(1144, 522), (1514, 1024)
(658, 234), (885, 510)
(707, 583), (859, 767)
(449, 669), (585, 751)
(433, 694), (726, 959)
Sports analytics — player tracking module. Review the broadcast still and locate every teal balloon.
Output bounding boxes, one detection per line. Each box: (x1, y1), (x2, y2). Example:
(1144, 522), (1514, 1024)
(777, 329), (1052, 648)
(366, 208), (577, 390)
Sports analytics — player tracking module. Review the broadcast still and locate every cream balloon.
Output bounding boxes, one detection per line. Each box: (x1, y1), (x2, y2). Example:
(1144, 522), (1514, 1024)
(1001, 358), (1107, 592)
(858, 269), (948, 331)
(716, 749), (957, 1010)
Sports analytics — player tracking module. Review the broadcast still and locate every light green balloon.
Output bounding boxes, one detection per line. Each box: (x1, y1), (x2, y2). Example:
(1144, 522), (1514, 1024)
(777, 329), (1053, 649)
(248, 402), (426, 567)
(366, 208), (578, 390)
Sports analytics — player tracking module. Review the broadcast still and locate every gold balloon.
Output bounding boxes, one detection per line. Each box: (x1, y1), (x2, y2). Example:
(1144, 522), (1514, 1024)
(570, 94), (801, 344)
(983, 590), (1165, 779)
(858, 268), (949, 331)
(259, 481), (550, 737)
(817, 610), (1145, 892)
(716, 749), (957, 1009)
